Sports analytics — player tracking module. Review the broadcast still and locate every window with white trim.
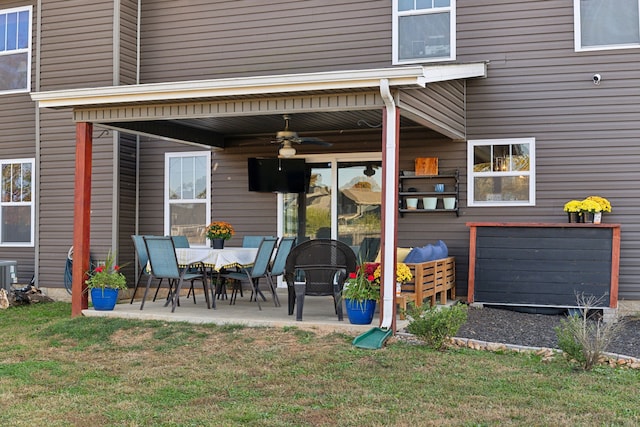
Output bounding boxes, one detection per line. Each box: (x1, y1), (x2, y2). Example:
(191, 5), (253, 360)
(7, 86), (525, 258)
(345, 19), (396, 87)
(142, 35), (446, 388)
(0, 6), (32, 93)
(165, 152), (211, 246)
(393, 0), (456, 64)
(574, 0), (640, 51)
(467, 138), (535, 207)
(1, 159), (34, 245)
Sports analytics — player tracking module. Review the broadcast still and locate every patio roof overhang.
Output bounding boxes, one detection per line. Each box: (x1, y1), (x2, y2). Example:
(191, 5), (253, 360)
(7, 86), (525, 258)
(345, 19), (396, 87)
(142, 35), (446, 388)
(31, 63), (486, 146)
(30, 62), (487, 321)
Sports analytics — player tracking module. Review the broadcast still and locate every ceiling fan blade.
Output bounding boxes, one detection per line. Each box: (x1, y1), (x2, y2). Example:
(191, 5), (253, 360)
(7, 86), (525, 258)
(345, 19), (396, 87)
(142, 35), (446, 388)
(298, 137), (332, 146)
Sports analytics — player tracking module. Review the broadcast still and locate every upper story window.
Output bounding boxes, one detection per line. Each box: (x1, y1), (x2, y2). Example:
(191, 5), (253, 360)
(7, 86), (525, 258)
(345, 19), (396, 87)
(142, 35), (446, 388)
(393, 0), (456, 64)
(165, 152), (211, 247)
(0, 6), (32, 93)
(467, 138), (535, 207)
(574, 0), (640, 51)
(1, 159), (34, 246)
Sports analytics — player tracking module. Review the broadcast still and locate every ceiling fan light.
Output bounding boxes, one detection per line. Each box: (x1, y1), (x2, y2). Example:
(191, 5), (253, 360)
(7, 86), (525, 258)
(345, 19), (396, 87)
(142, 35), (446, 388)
(279, 145), (296, 158)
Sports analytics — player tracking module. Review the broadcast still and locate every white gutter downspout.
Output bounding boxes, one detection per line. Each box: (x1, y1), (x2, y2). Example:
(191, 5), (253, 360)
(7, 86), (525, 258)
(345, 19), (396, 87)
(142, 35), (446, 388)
(379, 79), (398, 330)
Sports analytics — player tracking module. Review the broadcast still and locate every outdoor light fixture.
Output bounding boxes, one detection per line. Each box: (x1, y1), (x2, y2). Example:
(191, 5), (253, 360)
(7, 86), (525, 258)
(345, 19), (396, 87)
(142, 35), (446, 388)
(279, 144), (296, 158)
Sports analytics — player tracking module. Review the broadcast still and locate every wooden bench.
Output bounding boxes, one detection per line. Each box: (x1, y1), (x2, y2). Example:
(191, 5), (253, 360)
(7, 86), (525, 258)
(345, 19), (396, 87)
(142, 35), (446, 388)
(397, 256), (455, 318)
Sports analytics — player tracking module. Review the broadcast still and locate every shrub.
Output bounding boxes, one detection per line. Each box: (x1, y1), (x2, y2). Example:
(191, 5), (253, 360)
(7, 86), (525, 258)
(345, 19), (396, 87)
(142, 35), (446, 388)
(554, 293), (624, 370)
(405, 302), (468, 351)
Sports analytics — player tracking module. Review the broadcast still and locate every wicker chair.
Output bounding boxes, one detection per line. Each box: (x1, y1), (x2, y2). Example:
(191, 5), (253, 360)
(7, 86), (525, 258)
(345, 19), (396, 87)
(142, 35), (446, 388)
(284, 239), (357, 321)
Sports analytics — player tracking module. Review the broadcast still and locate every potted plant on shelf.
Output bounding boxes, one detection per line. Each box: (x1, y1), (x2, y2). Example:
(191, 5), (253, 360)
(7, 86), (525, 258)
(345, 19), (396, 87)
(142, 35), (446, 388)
(563, 200), (583, 223)
(585, 196), (611, 224)
(85, 251), (127, 311)
(206, 221), (235, 249)
(342, 262), (380, 324)
(374, 262), (413, 294)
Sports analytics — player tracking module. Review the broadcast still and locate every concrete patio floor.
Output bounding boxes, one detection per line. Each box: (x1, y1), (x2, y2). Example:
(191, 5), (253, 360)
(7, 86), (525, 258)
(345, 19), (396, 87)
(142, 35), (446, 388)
(83, 288), (408, 335)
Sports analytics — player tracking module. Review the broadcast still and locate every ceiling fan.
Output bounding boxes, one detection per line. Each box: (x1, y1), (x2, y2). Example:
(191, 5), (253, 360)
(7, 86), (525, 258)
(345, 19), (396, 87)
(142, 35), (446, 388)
(273, 114), (332, 157)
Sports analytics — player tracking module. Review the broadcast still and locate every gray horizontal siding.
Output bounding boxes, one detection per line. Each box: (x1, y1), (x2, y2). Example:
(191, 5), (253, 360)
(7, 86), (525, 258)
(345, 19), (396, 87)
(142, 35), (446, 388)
(119, 0), (138, 85)
(40, 0), (115, 90)
(457, 1), (640, 300)
(140, 0), (391, 83)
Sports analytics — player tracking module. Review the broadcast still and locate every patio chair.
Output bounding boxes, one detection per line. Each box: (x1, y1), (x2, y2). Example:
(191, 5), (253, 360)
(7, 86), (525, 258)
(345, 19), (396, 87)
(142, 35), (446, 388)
(242, 235), (275, 248)
(172, 234), (207, 304)
(143, 236), (212, 312)
(171, 235), (190, 248)
(130, 235), (169, 307)
(284, 239), (357, 321)
(264, 236), (296, 307)
(357, 237), (380, 263)
(220, 236), (278, 309)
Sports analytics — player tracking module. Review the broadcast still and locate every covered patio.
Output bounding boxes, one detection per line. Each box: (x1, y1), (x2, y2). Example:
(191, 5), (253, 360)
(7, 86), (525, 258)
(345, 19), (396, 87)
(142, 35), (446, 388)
(31, 63), (487, 329)
(85, 288), (410, 335)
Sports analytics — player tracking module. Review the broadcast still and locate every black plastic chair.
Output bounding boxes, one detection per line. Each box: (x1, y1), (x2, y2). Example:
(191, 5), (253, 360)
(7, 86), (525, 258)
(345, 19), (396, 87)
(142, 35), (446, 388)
(143, 236), (212, 312)
(284, 239), (357, 321)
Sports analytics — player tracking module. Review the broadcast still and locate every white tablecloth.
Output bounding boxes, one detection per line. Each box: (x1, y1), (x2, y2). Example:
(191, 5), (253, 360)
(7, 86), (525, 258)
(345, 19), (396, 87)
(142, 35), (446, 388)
(175, 247), (258, 271)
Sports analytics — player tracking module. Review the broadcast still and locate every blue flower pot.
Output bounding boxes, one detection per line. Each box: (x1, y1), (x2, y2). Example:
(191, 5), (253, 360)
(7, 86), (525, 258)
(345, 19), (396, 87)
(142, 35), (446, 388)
(90, 287), (119, 311)
(345, 299), (376, 324)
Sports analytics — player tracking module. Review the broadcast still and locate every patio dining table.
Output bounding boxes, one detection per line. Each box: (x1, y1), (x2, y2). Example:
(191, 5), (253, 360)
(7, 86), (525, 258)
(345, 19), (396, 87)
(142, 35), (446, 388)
(175, 247), (258, 271)
(175, 247), (259, 302)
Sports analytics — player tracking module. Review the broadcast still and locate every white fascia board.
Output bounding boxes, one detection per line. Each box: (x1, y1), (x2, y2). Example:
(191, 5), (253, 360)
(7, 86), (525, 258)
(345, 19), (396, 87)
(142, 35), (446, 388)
(31, 63), (487, 109)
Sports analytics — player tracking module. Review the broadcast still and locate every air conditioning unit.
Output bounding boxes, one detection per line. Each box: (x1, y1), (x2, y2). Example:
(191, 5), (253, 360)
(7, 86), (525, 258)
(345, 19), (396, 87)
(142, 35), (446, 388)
(0, 261), (17, 291)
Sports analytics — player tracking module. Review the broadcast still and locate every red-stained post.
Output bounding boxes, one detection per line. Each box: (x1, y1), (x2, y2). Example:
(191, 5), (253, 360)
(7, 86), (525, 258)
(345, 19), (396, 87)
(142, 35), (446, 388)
(71, 122), (93, 316)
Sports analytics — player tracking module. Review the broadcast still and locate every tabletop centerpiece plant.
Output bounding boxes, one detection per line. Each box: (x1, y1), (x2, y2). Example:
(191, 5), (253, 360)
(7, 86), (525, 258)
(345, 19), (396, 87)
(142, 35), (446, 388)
(342, 262), (380, 324)
(206, 221), (235, 248)
(85, 251), (127, 310)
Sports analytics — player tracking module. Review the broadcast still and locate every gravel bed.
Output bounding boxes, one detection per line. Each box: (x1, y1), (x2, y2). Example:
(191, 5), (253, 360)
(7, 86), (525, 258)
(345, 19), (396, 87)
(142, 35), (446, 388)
(439, 305), (640, 359)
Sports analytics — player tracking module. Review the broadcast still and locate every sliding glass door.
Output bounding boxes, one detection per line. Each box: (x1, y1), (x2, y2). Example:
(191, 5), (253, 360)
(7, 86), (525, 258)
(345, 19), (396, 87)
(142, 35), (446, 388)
(281, 153), (382, 251)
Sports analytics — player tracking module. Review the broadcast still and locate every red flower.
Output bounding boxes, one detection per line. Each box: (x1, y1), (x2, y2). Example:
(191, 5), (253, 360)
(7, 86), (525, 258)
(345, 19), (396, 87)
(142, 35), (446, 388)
(94, 266), (104, 273)
(114, 265), (120, 271)
(349, 272), (357, 279)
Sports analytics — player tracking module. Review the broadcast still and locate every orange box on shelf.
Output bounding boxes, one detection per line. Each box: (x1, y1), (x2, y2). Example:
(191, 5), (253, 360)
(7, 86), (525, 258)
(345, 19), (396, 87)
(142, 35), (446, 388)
(415, 157), (438, 176)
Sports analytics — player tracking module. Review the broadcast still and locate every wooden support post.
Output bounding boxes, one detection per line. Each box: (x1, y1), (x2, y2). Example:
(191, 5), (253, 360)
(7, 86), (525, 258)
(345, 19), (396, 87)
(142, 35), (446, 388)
(71, 122), (93, 317)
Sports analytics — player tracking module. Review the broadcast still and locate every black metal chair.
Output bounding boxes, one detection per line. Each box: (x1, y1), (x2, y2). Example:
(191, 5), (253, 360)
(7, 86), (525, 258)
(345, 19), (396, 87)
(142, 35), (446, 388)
(284, 239), (357, 321)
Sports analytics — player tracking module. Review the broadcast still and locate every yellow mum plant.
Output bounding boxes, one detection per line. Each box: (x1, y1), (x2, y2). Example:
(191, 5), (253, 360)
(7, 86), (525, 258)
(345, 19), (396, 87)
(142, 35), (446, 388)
(373, 262), (413, 284)
(585, 196), (611, 213)
(563, 200), (583, 213)
(580, 198), (602, 213)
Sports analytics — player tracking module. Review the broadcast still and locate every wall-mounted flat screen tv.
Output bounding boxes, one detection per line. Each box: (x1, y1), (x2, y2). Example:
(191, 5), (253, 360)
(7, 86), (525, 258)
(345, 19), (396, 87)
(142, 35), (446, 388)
(248, 157), (309, 193)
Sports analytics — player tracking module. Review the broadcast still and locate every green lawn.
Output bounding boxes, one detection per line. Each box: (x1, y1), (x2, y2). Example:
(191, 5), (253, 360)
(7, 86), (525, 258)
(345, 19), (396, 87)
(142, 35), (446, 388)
(0, 302), (639, 426)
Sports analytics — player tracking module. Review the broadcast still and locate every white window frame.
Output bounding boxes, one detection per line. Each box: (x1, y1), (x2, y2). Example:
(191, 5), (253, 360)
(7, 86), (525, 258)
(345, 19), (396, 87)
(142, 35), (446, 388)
(0, 6), (32, 94)
(392, 0), (456, 64)
(164, 151), (211, 247)
(1, 158), (34, 246)
(467, 138), (536, 207)
(574, 0), (640, 52)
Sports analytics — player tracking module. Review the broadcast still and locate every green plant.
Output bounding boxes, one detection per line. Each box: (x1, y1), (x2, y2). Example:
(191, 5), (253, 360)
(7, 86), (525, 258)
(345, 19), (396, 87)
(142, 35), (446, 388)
(85, 251), (127, 290)
(554, 293), (625, 370)
(342, 262), (380, 303)
(405, 302), (468, 350)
